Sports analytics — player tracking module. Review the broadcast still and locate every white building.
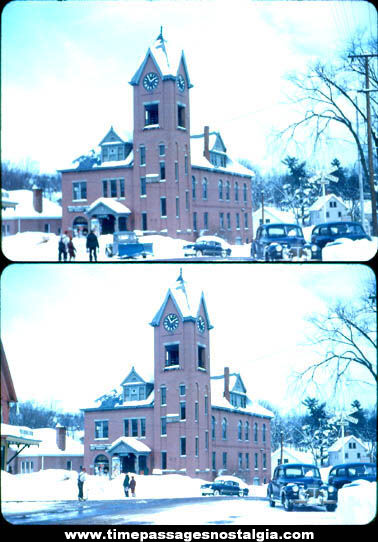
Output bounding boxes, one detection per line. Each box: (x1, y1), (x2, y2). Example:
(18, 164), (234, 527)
(252, 206), (296, 227)
(308, 194), (350, 226)
(271, 446), (314, 475)
(327, 435), (370, 466)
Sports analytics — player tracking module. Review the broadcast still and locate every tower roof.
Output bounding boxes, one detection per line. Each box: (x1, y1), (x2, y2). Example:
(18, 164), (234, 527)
(150, 269), (212, 328)
(130, 28), (192, 87)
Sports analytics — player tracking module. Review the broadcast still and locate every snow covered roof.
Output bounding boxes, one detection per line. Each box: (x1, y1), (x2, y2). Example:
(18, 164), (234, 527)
(271, 447), (314, 464)
(1, 423), (41, 446)
(1, 190), (62, 220)
(9, 427), (83, 457)
(87, 197), (131, 215)
(93, 150), (134, 170)
(107, 436), (151, 454)
(308, 194), (348, 212)
(252, 206), (296, 224)
(190, 134), (254, 178)
(210, 378), (274, 418)
(150, 271), (212, 329)
(1, 189), (18, 209)
(130, 28), (192, 87)
(328, 435), (368, 453)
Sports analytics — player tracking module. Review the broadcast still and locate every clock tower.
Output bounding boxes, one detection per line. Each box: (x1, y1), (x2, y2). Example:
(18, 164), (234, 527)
(129, 29), (194, 238)
(150, 270), (213, 478)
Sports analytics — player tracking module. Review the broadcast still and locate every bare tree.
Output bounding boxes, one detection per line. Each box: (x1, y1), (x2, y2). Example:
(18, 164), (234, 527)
(299, 278), (377, 396)
(280, 34), (377, 185)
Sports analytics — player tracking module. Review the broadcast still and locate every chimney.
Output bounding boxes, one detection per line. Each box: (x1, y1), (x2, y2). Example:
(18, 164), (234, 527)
(203, 125), (210, 161)
(223, 366), (230, 402)
(56, 424), (66, 451)
(33, 187), (43, 213)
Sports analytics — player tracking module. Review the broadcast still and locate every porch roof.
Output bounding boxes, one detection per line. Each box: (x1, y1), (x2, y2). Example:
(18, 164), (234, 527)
(87, 198), (131, 217)
(107, 437), (151, 455)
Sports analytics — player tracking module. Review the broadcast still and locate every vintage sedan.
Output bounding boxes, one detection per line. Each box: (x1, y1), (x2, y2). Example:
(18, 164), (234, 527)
(328, 462), (376, 491)
(267, 463), (337, 511)
(251, 223), (313, 261)
(201, 478), (249, 497)
(184, 237), (232, 258)
(311, 221), (370, 260)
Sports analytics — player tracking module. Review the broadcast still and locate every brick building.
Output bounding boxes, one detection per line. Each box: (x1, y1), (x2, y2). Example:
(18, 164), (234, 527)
(83, 273), (273, 485)
(60, 29), (254, 244)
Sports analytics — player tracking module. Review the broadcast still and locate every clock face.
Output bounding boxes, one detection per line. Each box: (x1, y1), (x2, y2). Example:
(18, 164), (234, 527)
(197, 315), (205, 333)
(163, 313), (179, 332)
(176, 74), (185, 92)
(143, 72), (159, 91)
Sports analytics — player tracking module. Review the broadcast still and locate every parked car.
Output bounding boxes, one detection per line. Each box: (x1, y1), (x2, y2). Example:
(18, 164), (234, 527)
(201, 478), (249, 497)
(328, 462), (377, 491)
(184, 236), (232, 258)
(251, 223), (313, 261)
(105, 231), (153, 259)
(311, 221), (370, 260)
(267, 463), (337, 511)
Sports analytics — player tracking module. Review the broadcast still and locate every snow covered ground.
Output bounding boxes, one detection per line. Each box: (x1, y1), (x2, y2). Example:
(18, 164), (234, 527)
(1, 470), (376, 525)
(2, 231), (376, 261)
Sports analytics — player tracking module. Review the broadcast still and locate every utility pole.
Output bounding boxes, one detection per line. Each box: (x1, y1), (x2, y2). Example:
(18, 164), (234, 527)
(356, 94), (366, 231)
(349, 53), (378, 236)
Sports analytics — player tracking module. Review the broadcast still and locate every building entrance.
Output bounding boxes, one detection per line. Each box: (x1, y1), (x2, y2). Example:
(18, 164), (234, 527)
(99, 215), (115, 235)
(121, 453), (136, 473)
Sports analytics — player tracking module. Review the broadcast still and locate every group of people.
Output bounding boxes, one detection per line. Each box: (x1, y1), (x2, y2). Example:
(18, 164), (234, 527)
(77, 467), (137, 501)
(59, 230), (99, 262)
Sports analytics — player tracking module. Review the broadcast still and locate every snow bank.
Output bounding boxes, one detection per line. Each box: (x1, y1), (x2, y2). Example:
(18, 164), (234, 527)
(322, 237), (377, 261)
(1, 469), (265, 504)
(336, 480), (376, 525)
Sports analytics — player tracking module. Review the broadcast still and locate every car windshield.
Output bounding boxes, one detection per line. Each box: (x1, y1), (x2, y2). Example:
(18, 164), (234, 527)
(284, 466), (321, 478)
(266, 226), (303, 238)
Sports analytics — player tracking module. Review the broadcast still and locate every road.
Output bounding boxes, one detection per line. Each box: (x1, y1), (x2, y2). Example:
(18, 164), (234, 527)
(3, 496), (340, 525)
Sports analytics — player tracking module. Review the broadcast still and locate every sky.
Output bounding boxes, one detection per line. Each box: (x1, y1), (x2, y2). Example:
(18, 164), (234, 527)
(1, 262), (376, 415)
(1, 0), (377, 175)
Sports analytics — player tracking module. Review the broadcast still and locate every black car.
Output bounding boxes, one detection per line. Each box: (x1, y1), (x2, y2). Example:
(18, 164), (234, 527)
(201, 479), (249, 497)
(267, 463), (337, 512)
(311, 221), (370, 259)
(251, 223), (312, 261)
(184, 240), (231, 258)
(328, 462), (376, 491)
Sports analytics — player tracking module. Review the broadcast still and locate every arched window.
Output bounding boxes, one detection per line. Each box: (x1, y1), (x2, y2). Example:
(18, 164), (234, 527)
(192, 176), (197, 199)
(218, 180), (223, 200)
(222, 417), (228, 440)
(234, 181), (239, 201)
(254, 422), (258, 442)
(245, 421), (249, 441)
(202, 178), (208, 200)
(226, 181), (230, 201)
(94, 454), (109, 475)
(238, 420), (242, 440)
(211, 416), (216, 440)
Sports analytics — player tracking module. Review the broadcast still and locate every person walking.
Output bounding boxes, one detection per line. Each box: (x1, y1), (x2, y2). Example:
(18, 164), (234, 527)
(123, 473), (130, 497)
(129, 475), (136, 497)
(58, 234), (68, 261)
(67, 237), (77, 261)
(78, 467), (87, 501)
(86, 230), (99, 262)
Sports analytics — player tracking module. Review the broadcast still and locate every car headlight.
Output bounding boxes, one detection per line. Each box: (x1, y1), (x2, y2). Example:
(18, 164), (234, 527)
(328, 486), (335, 493)
(311, 244), (319, 251)
(274, 244), (283, 252)
(291, 484), (299, 493)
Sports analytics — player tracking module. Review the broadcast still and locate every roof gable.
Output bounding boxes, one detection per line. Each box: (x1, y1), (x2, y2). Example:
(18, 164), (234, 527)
(99, 127), (125, 146)
(230, 373), (247, 394)
(121, 366), (146, 386)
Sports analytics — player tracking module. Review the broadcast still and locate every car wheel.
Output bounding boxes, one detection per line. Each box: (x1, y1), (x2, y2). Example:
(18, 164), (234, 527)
(326, 504), (337, 512)
(268, 491), (275, 507)
(214, 490), (220, 496)
(238, 490), (244, 497)
(283, 495), (293, 511)
(196, 250), (203, 257)
(221, 249), (227, 258)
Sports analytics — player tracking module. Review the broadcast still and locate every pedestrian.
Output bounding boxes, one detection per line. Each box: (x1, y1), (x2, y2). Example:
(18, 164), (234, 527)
(86, 229), (99, 262)
(58, 234), (68, 262)
(67, 237), (77, 261)
(123, 472), (130, 497)
(78, 466), (87, 501)
(129, 475), (136, 497)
